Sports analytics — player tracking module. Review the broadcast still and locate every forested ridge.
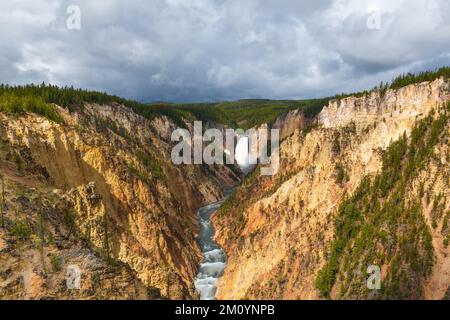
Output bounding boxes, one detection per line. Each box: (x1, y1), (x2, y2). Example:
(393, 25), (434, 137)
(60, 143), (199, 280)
(1, 66), (448, 130)
(335, 66), (450, 99)
(0, 82), (327, 129)
(0, 83), (194, 128)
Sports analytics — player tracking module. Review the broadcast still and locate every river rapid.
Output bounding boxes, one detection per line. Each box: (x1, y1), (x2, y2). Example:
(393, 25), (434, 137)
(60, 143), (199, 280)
(194, 190), (233, 300)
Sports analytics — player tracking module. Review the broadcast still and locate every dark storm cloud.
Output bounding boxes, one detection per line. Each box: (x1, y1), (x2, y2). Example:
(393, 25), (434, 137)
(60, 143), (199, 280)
(1, 0), (449, 102)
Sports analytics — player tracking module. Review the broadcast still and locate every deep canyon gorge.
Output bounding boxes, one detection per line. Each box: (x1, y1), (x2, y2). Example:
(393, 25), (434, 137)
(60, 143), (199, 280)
(0, 75), (449, 300)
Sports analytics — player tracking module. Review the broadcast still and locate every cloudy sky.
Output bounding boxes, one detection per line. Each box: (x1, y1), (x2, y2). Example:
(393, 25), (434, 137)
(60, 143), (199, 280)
(1, 0), (450, 102)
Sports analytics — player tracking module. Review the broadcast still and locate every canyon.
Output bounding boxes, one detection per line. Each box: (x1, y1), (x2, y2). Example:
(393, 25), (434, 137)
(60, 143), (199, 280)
(0, 76), (449, 300)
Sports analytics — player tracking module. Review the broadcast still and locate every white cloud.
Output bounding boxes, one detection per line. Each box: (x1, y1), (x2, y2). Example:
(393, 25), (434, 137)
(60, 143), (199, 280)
(0, 0), (449, 101)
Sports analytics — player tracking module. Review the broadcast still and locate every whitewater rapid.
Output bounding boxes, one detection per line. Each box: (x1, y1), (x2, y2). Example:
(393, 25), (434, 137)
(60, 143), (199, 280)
(194, 190), (232, 300)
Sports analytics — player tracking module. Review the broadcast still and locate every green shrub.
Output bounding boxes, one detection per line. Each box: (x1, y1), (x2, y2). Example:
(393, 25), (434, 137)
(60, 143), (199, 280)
(50, 254), (63, 272)
(0, 92), (63, 123)
(147, 287), (162, 299)
(335, 163), (347, 185)
(11, 219), (32, 241)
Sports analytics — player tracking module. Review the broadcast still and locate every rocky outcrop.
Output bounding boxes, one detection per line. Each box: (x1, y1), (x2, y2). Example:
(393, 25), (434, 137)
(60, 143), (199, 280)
(319, 78), (449, 128)
(272, 109), (313, 140)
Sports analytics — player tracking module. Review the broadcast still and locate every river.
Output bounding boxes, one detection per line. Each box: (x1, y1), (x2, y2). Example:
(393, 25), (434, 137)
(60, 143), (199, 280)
(195, 136), (250, 300)
(194, 189), (233, 300)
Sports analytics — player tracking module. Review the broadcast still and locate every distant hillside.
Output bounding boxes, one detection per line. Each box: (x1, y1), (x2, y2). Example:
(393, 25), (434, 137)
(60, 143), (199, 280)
(150, 98), (329, 130)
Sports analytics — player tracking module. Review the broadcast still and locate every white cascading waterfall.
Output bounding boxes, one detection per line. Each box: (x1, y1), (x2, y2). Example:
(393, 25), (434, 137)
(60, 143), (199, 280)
(235, 135), (255, 174)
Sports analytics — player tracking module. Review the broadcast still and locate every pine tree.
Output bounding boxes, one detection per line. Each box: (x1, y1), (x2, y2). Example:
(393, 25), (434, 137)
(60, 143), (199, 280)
(38, 210), (47, 272)
(0, 173), (4, 227)
(166, 266), (171, 300)
(103, 213), (112, 265)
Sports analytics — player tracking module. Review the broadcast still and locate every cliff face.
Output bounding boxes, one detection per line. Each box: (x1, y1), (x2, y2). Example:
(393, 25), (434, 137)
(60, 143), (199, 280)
(272, 109), (313, 141)
(0, 103), (240, 299)
(214, 78), (450, 300)
(319, 78), (449, 128)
